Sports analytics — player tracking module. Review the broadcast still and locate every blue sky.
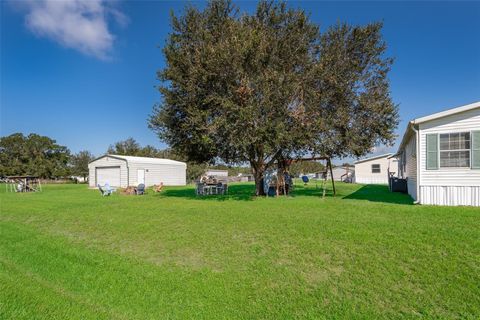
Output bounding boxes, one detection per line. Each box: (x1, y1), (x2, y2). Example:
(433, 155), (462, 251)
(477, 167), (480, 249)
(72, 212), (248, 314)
(1, 1), (479, 160)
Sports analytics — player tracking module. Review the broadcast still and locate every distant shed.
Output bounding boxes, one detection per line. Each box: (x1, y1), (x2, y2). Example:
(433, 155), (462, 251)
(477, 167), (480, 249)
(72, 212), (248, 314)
(205, 169), (229, 177)
(330, 166), (355, 182)
(88, 154), (186, 188)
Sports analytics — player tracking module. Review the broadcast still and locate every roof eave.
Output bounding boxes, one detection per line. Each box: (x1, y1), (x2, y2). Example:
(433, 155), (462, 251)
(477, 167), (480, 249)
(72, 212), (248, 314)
(88, 154), (129, 164)
(412, 101), (480, 125)
(354, 153), (393, 164)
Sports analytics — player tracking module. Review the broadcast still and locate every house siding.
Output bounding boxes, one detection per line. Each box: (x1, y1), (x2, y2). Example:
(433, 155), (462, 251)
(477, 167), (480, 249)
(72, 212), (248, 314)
(399, 135), (418, 201)
(420, 186), (480, 206)
(416, 107), (480, 206)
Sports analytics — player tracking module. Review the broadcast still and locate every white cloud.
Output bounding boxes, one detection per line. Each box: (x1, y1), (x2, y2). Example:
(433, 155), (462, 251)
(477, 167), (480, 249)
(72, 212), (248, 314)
(370, 145), (395, 156)
(20, 0), (127, 60)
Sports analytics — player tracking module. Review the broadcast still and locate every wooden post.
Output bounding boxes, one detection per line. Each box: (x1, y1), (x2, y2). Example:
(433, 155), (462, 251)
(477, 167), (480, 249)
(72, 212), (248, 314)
(327, 158), (336, 196)
(276, 171), (280, 197)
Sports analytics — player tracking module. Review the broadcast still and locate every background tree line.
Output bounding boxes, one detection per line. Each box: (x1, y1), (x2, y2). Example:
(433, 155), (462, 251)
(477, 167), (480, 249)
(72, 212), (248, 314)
(1, 134), (269, 183)
(0, 133), (93, 180)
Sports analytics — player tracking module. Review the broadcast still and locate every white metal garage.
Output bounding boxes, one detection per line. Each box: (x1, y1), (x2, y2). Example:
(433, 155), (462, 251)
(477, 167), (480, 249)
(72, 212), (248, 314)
(88, 154), (187, 188)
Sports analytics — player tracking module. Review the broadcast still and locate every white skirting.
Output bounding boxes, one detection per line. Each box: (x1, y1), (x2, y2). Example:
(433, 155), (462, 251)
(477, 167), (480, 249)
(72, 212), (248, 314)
(420, 186), (480, 206)
(354, 177), (389, 185)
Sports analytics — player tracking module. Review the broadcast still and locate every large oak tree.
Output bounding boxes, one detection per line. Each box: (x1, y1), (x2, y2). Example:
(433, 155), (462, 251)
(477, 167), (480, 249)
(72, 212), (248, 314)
(150, 0), (398, 195)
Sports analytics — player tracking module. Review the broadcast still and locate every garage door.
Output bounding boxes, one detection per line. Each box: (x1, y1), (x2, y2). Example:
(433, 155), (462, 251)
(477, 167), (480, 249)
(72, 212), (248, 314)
(96, 167), (121, 187)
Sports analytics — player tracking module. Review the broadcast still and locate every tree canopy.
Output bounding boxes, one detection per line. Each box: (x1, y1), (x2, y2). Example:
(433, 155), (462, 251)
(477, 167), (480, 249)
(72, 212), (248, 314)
(150, 0), (399, 195)
(0, 133), (70, 178)
(70, 150), (94, 181)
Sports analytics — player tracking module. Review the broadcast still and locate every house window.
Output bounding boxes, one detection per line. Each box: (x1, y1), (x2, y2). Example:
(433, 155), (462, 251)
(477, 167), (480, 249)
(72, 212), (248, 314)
(439, 132), (470, 167)
(371, 164), (381, 173)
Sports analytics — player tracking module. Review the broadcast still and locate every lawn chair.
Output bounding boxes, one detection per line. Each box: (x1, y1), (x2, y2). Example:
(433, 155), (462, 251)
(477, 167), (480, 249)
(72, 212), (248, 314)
(153, 183), (163, 192)
(216, 182), (227, 195)
(104, 183), (117, 193)
(136, 183), (145, 195)
(98, 184), (112, 196)
(196, 182), (205, 195)
(222, 183), (228, 195)
(98, 183), (116, 196)
(16, 182), (24, 192)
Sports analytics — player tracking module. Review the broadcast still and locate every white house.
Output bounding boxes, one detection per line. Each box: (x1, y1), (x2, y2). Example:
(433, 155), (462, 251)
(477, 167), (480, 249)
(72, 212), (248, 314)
(354, 154), (398, 184)
(395, 101), (480, 206)
(88, 154), (186, 188)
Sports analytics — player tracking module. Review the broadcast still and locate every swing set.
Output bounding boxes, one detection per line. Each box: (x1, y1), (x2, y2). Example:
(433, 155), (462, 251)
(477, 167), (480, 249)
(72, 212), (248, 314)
(292, 156), (336, 197)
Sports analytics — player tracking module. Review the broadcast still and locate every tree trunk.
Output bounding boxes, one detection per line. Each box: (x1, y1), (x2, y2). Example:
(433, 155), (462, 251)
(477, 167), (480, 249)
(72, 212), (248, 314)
(253, 166), (266, 196)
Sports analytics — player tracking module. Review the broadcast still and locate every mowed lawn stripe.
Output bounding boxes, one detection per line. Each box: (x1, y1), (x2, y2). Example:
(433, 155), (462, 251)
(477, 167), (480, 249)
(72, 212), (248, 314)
(0, 222), (256, 319)
(0, 183), (479, 319)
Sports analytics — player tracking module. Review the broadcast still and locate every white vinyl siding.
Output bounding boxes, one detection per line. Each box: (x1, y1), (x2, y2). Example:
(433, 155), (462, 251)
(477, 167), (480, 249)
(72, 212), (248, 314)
(399, 135), (418, 202)
(127, 162), (186, 186)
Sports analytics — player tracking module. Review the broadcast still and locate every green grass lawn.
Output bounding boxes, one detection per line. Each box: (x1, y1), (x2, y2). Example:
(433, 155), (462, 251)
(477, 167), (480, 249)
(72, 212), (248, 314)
(1, 182), (479, 319)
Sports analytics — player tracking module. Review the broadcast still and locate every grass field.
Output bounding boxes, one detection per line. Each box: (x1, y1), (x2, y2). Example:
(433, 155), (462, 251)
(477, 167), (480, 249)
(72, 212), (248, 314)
(1, 182), (479, 319)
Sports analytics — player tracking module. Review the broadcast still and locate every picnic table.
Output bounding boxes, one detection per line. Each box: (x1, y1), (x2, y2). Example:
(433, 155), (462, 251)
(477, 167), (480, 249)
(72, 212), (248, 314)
(196, 182), (228, 196)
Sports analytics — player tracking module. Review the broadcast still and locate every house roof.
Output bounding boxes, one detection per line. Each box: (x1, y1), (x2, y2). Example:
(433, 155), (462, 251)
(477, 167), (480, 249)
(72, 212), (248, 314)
(90, 154), (186, 166)
(396, 101), (480, 154)
(411, 101), (480, 125)
(354, 153), (393, 164)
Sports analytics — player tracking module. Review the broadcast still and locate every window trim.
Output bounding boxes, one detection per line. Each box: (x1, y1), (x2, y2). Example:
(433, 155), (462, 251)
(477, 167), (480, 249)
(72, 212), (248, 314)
(438, 131), (471, 168)
(371, 164), (381, 174)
